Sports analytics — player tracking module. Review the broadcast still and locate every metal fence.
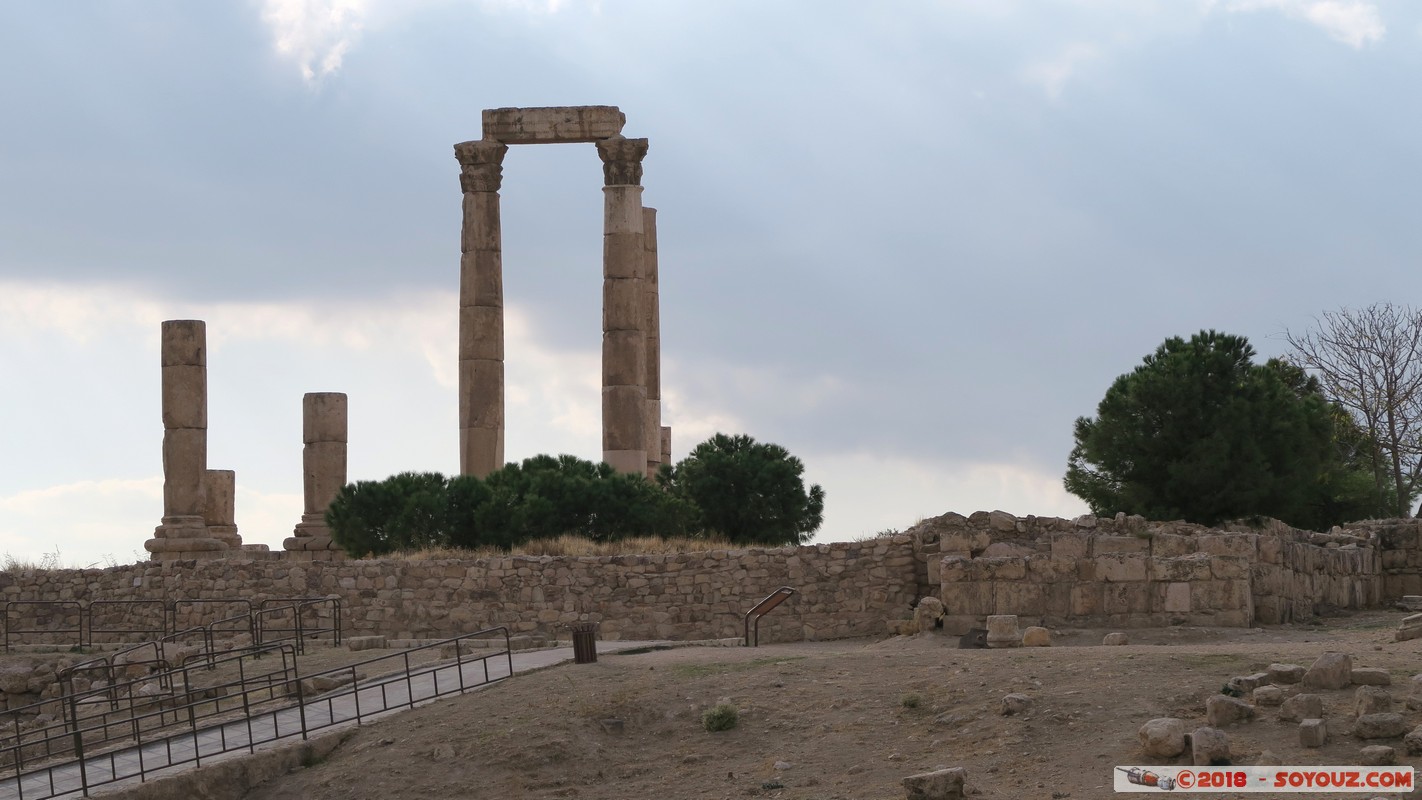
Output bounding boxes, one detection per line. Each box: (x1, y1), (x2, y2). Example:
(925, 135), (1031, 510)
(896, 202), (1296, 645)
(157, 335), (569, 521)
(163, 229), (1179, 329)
(0, 627), (511, 799)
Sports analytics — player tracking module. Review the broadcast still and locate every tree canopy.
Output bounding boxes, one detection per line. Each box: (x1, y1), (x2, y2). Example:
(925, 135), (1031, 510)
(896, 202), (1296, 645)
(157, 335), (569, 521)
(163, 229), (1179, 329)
(1064, 330), (1377, 529)
(1286, 303), (1422, 517)
(660, 433), (825, 546)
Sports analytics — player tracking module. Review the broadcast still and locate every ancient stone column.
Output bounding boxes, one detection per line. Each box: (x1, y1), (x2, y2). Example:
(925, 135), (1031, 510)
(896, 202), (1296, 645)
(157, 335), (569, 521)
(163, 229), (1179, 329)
(661, 426), (672, 471)
(145, 320), (227, 560)
(284, 392), (348, 561)
(203, 469), (242, 549)
(596, 136), (649, 475)
(454, 139), (509, 478)
(641, 207), (662, 478)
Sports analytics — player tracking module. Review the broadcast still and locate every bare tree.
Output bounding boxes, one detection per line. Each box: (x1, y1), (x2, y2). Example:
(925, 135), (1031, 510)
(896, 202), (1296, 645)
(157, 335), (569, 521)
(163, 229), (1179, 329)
(1286, 303), (1422, 517)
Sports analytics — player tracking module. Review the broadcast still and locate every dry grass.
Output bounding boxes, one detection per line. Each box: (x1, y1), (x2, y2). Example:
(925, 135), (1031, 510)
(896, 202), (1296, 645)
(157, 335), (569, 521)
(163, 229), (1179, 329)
(382, 535), (734, 561)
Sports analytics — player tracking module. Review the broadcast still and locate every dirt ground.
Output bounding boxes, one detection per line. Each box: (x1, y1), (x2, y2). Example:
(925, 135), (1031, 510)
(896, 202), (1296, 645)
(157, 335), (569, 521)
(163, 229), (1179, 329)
(228, 610), (1422, 800)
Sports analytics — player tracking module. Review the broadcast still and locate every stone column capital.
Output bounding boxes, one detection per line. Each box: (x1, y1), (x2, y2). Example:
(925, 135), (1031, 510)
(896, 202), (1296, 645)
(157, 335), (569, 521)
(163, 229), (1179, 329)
(595, 136), (649, 186)
(454, 139), (510, 193)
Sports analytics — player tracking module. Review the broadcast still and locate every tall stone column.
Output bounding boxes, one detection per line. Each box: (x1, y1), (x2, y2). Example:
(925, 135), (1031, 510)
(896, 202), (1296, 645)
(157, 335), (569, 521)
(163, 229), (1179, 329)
(145, 320), (227, 560)
(284, 392), (348, 561)
(454, 139), (509, 478)
(596, 136), (649, 475)
(661, 426), (672, 471)
(203, 469), (242, 549)
(641, 207), (662, 478)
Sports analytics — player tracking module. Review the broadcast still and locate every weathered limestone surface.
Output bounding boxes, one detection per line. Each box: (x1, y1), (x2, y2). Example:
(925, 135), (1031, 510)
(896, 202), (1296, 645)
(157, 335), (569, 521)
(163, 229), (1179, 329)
(146, 320), (227, 560)
(3, 536), (922, 644)
(285, 392), (348, 559)
(641, 206), (662, 478)
(597, 135), (649, 475)
(482, 106), (626, 144)
(202, 469), (241, 549)
(454, 139), (508, 477)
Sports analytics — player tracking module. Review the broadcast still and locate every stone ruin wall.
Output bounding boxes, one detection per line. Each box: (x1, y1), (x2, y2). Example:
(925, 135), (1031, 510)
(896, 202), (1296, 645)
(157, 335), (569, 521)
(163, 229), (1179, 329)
(909, 511), (1393, 633)
(5, 513), (1422, 647)
(0, 538), (920, 646)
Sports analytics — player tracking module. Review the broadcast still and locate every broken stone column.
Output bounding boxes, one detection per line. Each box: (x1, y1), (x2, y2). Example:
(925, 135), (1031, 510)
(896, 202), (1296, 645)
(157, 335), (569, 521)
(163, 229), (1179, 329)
(145, 320), (227, 560)
(454, 139), (509, 478)
(641, 207), (662, 478)
(596, 135), (649, 475)
(284, 392), (348, 561)
(203, 469), (241, 550)
(661, 425), (672, 469)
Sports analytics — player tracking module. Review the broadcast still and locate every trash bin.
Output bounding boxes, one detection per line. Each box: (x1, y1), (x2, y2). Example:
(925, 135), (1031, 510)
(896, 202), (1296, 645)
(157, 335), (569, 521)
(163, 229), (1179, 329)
(569, 621), (599, 664)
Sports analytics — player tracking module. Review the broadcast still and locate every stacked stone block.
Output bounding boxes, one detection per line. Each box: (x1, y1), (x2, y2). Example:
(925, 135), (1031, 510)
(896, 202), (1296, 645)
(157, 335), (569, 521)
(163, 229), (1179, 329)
(284, 392), (348, 560)
(145, 320), (227, 560)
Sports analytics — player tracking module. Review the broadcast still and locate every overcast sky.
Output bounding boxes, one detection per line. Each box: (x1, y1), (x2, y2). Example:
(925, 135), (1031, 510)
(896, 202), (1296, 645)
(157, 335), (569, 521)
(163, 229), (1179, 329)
(2, 0), (1419, 566)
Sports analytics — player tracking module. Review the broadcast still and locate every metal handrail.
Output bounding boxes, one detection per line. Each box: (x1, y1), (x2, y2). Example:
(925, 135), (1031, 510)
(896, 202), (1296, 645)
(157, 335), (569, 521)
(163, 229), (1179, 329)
(84, 602), (167, 648)
(0, 628), (512, 799)
(743, 586), (796, 647)
(3, 602), (83, 653)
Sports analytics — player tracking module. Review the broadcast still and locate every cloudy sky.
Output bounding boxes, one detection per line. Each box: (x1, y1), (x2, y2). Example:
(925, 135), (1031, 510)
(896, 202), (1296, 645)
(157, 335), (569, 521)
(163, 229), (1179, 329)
(2, 0), (1419, 565)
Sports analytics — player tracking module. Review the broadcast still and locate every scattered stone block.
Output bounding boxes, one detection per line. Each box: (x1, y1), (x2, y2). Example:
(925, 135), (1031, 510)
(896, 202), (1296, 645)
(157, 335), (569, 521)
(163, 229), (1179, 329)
(1351, 667), (1391, 686)
(346, 636), (387, 652)
(1359, 745), (1395, 766)
(1021, 626), (1051, 647)
(1395, 613), (1422, 642)
(1189, 726), (1231, 766)
(1280, 693), (1324, 723)
(1267, 663), (1305, 685)
(1253, 686), (1283, 706)
(1228, 673), (1269, 693)
(1102, 632), (1129, 646)
(1354, 686), (1393, 717)
(1206, 695), (1255, 727)
(985, 615), (1020, 649)
(1254, 749), (1278, 766)
(902, 766), (966, 800)
(999, 694), (1032, 716)
(1138, 718), (1187, 758)
(1303, 652), (1352, 690)
(1355, 712), (1407, 740)
(1300, 718), (1327, 748)
(1404, 725), (1422, 755)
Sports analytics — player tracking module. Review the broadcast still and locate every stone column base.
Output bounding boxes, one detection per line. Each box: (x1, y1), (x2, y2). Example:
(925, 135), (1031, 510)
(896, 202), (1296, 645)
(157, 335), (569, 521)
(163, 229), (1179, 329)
(207, 525), (242, 550)
(145, 523), (229, 561)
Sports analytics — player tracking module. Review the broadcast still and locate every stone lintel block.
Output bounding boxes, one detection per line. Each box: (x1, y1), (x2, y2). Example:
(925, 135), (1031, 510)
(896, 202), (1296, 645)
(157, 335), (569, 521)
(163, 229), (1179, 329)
(459, 250), (504, 307)
(1094, 535), (1149, 555)
(1049, 532), (1089, 560)
(602, 186), (644, 233)
(1096, 554), (1148, 582)
(161, 365), (208, 429)
(460, 425), (504, 479)
(603, 448), (647, 476)
(603, 278), (645, 332)
(459, 359), (504, 429)
(482, 106), (625, 144)
(460, 190), (502, 253)
(160, 319), (205, 367)
(603, 330), (646, 387)
(303, 393), (348, 443)
(459, 304), (504, 361)
(602, 231), (644, 280)
(602, 385), (647, 452)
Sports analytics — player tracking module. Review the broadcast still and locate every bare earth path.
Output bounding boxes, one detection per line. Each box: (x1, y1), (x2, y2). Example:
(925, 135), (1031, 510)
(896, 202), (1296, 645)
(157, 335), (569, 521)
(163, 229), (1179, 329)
(240, 612), (1421, 800)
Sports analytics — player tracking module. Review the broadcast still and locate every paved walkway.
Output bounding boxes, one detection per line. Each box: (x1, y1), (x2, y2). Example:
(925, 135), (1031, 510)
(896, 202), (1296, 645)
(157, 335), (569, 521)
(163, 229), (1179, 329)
(0, 640), (665, 800)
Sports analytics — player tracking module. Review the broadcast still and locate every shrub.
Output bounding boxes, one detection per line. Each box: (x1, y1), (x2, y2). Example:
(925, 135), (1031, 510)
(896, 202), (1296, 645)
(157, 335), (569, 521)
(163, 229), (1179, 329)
(701, 703), (738, 732)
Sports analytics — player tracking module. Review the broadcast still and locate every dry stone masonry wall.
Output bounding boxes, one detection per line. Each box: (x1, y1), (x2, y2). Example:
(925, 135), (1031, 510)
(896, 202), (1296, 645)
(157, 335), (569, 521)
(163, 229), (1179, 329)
(6, 512), (1421, 645)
